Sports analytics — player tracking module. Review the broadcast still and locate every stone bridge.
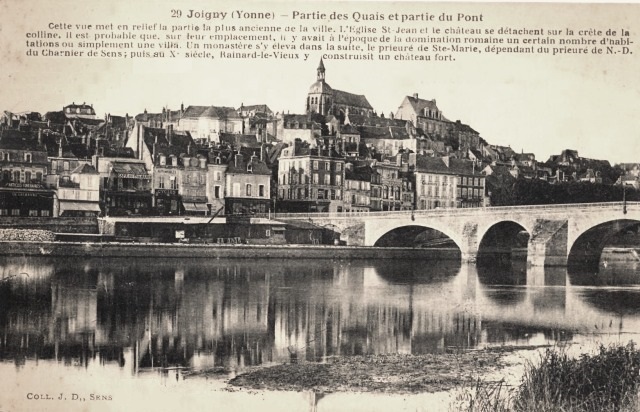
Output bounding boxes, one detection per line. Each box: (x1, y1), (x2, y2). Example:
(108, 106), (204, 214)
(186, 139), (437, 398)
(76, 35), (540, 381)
(277, 202), (640, 267)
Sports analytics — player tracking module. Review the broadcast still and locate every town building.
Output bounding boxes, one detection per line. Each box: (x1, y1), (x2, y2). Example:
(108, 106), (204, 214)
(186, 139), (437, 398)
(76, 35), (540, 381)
(92, 155), (152, 216)
(373, 154), (414, 211)
(225, 153), (271, 215)
(55, 164), (101, 217)
(414, 155), (486, 210)
(395, 94), (448, 137)
(277, 142), (345, 213)
(0, 129), (52, 216)
(175, 105), (242, 142)
(206, 150), (229, 216)
(344, 164), (373, 213)
(275, 114), (322, 145)
(63, 102), (96, 120)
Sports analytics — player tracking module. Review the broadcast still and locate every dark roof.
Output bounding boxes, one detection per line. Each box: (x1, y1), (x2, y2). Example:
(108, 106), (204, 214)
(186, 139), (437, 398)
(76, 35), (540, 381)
(282, 114), (321, 129)
(135, 111), (164, 123)
(71, 164), (98, 174)
(219, 133), (261, 149)
(333, 90), (373, 110)
(404, 95), (447, 119)
(340, 124), (360, 135)
(0, 129), (46, 151)
(359, 125), (411, 140)
(226, 155), (271, 175)
(347, 114), (408, 128)
(451, 121), (478, 134)
(44, 111), (67, 124)
(239, 104), (272, 114)
(64, 103), (94, 111)
(181, 105), (209, 118)
(415, 155), (483, 176)
(345, 165), (373, 182)
(143, 127), (194, 160)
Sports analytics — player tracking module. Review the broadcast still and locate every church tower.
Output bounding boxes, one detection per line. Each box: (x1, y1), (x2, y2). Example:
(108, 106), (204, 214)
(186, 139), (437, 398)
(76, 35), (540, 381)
(306, 58), (333, 115)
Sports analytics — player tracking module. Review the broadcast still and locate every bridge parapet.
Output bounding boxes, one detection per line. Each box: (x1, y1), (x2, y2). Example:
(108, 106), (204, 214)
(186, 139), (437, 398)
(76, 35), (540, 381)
(272, 202), (640, 267)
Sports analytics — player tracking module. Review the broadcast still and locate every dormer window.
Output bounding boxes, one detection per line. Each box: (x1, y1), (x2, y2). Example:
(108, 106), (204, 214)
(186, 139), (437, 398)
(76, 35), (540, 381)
(24, 153), (31, 163)
(159, 155), (166, 166)
(247, 164), (253, 173)
(215, 156), (221, 165)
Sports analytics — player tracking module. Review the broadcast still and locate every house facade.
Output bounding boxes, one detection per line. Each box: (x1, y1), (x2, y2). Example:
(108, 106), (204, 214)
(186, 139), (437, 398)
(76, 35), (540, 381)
(277, 143), (345, 213)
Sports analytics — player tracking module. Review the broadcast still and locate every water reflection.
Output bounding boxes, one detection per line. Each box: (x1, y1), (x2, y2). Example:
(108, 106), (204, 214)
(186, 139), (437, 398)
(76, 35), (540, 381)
(1, 256), (640, 378)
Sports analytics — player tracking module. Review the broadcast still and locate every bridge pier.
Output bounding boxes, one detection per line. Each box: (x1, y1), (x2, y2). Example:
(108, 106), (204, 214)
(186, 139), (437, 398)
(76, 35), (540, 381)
(460, 222), (479, 263)
(527, 220), (568, 267)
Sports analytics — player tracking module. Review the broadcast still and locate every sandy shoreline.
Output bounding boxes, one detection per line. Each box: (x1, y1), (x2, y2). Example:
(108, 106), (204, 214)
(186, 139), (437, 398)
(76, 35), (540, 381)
(189, 346), (547, 395)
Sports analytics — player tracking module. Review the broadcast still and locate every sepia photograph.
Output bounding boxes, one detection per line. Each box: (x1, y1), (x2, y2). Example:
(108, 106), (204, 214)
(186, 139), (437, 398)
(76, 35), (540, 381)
(1, 0), (640, 411)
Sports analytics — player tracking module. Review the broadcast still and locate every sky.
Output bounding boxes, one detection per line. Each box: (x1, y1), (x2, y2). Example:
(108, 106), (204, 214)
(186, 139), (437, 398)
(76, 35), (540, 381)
(1, 0), (639, 164)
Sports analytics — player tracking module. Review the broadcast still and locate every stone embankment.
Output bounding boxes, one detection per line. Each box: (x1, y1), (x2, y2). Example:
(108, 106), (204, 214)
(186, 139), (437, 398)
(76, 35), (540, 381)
(0, 229), (55, 242)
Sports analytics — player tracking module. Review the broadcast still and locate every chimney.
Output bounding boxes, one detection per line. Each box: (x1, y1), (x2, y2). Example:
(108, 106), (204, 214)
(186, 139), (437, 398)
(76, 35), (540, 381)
(260, 143), (264, 162)
(187, 142), (192, 155)
(37, 128), (42, 145)
(413, 93), (418, 99)
(58, 139), (63, 157)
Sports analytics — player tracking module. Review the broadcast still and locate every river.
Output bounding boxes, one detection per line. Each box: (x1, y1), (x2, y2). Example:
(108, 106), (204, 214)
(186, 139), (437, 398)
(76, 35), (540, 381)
(1, 255), (640, 411)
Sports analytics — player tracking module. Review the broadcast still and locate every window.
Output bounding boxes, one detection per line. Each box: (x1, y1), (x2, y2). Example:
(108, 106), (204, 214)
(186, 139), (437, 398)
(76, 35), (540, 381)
(336, 175), (342, 185)
(13, 171), (20, 182)
(160, 155), (166, 166)
(0, 209), (7, 216)
(25, 171), (31, 182)
(29, 210), (38, 217)
(313, 160), (319, 170)
(24, 153), (32, 162)
(336, 163), (342, 171)
(170, 176), (177, 189)
(324, 175), (330, 185)
(63, 161), (70, 171)
(259, 185), (265, 197)
(158, 177), (165, 189)
(246, 184), (252, 196)
(11, 209), (20, 216)
(214, 186), (221, 198)
(313, 173), (319, 184)
(325, 162), (330, 171)
(35, 172), (42, 182)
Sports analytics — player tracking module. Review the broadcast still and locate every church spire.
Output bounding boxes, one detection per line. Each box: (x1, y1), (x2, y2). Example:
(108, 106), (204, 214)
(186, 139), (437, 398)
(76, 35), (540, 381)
(317, 58), (325, 81)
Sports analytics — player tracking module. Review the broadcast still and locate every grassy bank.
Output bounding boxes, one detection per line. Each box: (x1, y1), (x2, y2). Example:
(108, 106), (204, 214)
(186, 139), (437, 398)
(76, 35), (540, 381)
(454, 342), (640, 412)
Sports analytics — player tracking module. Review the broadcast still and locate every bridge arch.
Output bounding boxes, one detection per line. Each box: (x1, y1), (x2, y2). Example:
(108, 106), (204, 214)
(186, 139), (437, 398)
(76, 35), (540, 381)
(568, 218), (640, 270)
(367, 218), (463, 251)
(477, 220), (532, 258)
(372, 224), (461, 250)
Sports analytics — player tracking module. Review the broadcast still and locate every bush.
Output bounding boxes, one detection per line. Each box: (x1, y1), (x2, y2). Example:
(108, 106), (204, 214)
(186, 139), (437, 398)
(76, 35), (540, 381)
(455, 343), (640, 412)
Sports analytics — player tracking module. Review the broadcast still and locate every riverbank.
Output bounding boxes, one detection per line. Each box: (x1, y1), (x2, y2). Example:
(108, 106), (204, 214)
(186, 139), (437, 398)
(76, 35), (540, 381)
(0, 240), (461, 259)
(213, 347), (535, 394)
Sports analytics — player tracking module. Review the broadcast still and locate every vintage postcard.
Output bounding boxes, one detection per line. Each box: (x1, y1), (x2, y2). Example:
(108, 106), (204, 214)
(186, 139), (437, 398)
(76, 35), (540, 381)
(1, 1), (639, 411)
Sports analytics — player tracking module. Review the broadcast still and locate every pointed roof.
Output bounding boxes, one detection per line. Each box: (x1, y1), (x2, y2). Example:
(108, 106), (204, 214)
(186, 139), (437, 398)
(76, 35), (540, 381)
(317, 58), (325, 71)
(71, 163), (98, 174)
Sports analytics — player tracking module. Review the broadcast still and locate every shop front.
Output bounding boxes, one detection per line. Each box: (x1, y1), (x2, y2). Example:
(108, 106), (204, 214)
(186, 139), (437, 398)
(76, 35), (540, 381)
(154, 189), (180, 215)
(0, 182), (54, 216)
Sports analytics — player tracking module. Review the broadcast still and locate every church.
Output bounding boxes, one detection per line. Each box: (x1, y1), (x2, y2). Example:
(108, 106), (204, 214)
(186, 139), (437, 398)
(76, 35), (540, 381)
(306, 59), (374, 119)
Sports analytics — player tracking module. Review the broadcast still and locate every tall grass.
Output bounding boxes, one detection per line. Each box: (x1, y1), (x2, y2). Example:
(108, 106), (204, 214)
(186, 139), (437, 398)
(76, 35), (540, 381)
(454, 342), (640, 412)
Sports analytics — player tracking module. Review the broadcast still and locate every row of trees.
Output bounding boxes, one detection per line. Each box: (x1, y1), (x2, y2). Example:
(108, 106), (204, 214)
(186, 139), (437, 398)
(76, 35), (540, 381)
(490, 179), (639, 206)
